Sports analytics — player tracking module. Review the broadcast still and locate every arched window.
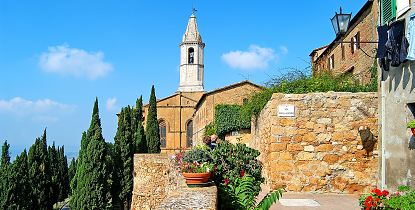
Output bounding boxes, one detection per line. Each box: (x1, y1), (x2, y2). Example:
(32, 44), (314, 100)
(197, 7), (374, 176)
(188, 48), (194, 64)
(159, 120), (166, 148)
(186, 120), (193, 148)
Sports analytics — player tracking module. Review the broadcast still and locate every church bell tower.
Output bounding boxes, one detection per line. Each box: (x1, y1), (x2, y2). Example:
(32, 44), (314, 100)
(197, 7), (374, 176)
(177, 10), (205, 92)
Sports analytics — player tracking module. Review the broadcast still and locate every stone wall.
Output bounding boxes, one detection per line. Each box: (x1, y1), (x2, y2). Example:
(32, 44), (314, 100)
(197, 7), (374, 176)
(252, 92), (379, 194)
(131, 154), (217, 210)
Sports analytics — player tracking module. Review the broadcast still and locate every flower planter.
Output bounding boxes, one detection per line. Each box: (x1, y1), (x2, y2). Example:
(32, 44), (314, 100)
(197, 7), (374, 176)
(411, 128), (415, 136)
(182, 172), (211, 184)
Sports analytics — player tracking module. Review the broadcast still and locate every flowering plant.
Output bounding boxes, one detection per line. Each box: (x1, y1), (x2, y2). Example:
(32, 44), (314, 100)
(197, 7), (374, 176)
(360, 188), (389, 210)
(172, 151), (214, 173)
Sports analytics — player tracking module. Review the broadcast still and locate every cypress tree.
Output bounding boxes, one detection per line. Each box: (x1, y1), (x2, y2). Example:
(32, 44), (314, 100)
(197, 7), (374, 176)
(28, 129), (52, 210)
(0, 141), (11, 209)
(68, 157), (77, 195)
(71, 98), (113, 210)
(48, 142), (59, 205)
(57, 146), (69, 201)
(116, 106), (134, 209)
(134, 96), (146, 153)
(146, 85), (161, 153)
(70, 132), (86, 209)
(9, 150), (31, 210)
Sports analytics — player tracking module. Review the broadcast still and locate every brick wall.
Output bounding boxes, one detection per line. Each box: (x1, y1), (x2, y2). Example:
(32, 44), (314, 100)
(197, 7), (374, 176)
(311, 1), (378, 84)
(251, 92), (379, 194)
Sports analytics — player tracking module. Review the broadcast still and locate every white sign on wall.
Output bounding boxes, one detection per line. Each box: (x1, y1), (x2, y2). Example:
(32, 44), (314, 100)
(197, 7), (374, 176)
(278, 104), (295, 117)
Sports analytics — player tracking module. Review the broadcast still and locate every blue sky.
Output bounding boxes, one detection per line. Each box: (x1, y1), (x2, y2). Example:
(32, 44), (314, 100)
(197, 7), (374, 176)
(0, 0), (366, 157)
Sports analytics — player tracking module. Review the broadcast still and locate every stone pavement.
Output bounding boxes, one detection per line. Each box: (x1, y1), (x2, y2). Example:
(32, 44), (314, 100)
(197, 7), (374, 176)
(258, 186), (361, 210)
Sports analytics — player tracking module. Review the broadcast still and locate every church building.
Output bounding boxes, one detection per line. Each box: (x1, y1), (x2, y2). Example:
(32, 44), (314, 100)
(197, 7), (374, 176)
(142, 11), (263, 153)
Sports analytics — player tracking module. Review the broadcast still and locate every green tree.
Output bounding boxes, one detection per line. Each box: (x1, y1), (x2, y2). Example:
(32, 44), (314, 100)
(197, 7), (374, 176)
(70, 132), (86, 209)
(9, 150), (32, 210)
(114, 106), (134, 209)
(57, 146), (69, 201)
(68, 157), (77, 195)
(133, 96), (146, 153)
(71, 98), (113, 210)
(28, 129), (52, 210)
(0, 141), (11, 209)
(48, 142), (59, 205)
(146, 85), (161, 153)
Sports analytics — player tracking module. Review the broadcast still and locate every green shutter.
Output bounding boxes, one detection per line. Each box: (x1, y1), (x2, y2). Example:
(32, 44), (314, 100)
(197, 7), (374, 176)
(381, 0), (397, 25)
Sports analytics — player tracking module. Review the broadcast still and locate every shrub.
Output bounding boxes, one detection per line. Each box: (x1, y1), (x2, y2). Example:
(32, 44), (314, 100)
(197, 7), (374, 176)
(210, 141), (264, 209)
(182, 144), (212, 163)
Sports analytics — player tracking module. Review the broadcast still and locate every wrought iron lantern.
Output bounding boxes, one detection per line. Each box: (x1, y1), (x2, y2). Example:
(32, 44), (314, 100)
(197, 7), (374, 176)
(331, 7), (352, 36)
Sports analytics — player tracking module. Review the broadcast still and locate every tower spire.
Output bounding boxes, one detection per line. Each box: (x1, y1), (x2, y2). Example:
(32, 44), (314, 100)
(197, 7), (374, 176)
(177, 11), (205, 92)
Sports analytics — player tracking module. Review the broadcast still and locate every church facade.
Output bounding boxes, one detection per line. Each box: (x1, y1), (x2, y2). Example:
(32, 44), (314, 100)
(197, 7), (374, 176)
(143, 12), (263, 153)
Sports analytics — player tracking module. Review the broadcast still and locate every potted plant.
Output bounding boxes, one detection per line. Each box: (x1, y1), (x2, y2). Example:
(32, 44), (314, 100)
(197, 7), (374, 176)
(173, 145), (214, 185)
(407, 120), (415, 136)
(180, 161), (214, 184)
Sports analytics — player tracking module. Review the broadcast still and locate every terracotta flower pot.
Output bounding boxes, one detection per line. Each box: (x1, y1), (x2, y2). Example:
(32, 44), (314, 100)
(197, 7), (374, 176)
(182, 172), (211, 184)
(411, 128), (415, 136)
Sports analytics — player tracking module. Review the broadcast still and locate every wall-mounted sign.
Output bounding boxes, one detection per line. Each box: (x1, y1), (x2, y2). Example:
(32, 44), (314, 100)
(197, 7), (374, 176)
(278, 104), (295, 117)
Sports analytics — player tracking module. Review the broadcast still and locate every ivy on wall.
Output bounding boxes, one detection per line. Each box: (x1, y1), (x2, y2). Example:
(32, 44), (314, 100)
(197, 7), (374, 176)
(214, 104), (250, 138)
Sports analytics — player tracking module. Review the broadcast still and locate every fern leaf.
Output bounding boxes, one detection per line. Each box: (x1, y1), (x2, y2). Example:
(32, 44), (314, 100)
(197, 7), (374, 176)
(256, 189), (283, 210)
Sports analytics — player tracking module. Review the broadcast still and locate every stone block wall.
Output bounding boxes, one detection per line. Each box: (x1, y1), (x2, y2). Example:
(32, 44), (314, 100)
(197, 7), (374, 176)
(131, 154), (217, 210)
(252, 92), (379, 194)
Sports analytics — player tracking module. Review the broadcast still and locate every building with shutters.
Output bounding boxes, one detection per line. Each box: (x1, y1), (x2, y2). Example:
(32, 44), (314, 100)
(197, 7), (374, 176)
(310, 0), (379, 84)
(141, 12), (263, 153)
(376, 0), (415, 190)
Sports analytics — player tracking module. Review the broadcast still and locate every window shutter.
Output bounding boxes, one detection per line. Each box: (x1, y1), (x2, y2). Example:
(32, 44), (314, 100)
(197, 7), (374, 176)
(381, 0), (397, 25)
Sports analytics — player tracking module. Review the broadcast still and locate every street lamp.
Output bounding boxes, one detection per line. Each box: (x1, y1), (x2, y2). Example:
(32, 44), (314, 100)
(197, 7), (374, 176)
(331, 7), (378, 58)
(331, 7), (352, 36)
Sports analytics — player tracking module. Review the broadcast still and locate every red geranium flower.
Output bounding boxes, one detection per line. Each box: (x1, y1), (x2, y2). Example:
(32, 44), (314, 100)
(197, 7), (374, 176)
(240, 170), (245, 177)
(372, 188), (382, 197)
(364, 196), (373, 210)
(382, 189), (389, 196)
(224, 178), (229, 186)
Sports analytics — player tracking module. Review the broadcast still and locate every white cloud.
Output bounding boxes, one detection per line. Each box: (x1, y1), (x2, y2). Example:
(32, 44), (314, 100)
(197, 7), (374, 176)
(221, 45), (288, 70)
(39, 44), (113, 79)
(0, 97), (75, 122)
(106, 97), (117, 111)
(280, 46), (288, 55)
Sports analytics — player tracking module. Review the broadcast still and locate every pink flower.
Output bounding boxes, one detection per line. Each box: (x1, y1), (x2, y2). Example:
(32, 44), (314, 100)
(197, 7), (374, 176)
(224, 178), (229, 186)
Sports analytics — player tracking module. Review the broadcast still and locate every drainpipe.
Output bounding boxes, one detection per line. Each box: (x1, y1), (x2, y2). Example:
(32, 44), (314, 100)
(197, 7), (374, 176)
(381, 78), (386, 189)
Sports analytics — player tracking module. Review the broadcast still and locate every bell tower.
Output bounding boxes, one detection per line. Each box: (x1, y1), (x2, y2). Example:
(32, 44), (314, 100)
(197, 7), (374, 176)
(177, 10), (205, 92)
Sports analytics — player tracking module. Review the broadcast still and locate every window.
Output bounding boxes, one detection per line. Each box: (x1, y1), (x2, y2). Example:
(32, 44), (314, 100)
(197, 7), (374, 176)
(351, 32), (360, 53)
(381, 0), (397, 25)
(341, 43), (345, 60)
(328, 55), (334, 70)
(188, 47), (194, 64)
(186, 120), (193, 148)
(397, 0), (410, 17)
(159, 120), (166, 148)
